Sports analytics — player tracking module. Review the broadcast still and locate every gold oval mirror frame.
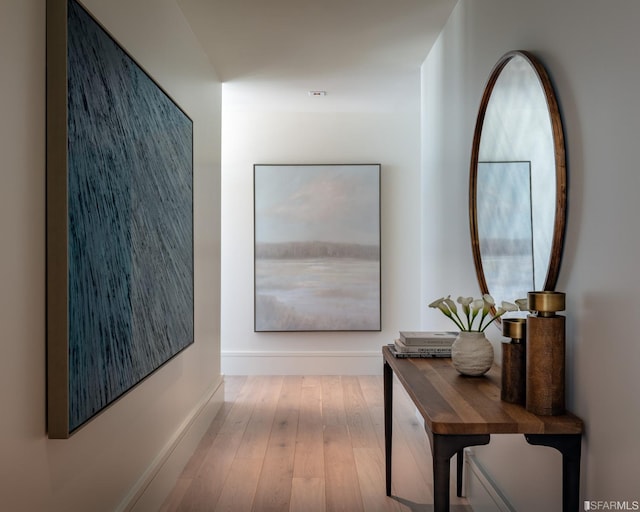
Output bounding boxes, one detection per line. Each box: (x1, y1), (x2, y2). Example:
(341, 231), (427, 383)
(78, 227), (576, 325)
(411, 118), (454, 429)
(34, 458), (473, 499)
(469, 50), (566, 307)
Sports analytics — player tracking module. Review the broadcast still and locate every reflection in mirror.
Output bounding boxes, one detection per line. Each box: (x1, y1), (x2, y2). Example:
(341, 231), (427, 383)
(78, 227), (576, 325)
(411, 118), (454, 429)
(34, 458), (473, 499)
(470, 51), (566, 308)
(476, 160), (534, 302)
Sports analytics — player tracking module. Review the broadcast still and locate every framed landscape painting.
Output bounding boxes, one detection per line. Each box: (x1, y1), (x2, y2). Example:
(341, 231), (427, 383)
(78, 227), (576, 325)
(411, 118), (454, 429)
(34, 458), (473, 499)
(254, 164), (381, 332)
(46, 0), (194, 438)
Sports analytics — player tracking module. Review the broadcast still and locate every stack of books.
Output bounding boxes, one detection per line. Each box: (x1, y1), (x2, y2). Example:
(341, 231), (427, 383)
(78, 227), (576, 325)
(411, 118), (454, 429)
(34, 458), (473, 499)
(388, 331), (458, 358)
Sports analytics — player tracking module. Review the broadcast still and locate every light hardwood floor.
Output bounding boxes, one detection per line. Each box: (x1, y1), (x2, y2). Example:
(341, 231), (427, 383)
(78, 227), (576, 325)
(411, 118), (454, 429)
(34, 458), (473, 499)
(161, 375), (472, 512)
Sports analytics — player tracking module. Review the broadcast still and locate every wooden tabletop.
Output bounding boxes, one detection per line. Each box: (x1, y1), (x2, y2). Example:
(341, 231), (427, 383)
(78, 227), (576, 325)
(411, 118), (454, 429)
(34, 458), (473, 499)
(383, 345), (583, 436)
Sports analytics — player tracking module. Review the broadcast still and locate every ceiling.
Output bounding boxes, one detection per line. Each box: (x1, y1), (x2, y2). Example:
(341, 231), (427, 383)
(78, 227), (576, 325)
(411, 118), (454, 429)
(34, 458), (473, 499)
(177, 0), (457, 110)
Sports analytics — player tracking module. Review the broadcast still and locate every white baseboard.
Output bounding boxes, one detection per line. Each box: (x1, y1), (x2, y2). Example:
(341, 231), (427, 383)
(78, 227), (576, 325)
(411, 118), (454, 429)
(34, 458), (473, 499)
(117, 377), (225, 512)
(464, 450), (515, 512)
(221, 350), (383, 375)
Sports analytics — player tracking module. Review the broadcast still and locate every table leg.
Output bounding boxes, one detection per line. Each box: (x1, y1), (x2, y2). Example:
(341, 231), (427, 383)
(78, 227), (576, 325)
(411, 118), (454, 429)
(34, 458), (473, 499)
(525, 434), (582, 512)
(456, 450), (464, 497)
(427, 432), (490, 512)
(384, 360), (393, 496)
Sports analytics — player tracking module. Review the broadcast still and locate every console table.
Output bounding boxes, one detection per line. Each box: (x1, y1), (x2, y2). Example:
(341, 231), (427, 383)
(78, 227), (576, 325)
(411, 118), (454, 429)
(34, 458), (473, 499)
(383, 345), (583, 512)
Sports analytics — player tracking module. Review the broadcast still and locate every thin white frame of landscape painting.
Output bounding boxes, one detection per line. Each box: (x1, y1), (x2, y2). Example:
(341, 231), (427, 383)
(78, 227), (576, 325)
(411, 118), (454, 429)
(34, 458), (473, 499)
(254, 164), (381, 332)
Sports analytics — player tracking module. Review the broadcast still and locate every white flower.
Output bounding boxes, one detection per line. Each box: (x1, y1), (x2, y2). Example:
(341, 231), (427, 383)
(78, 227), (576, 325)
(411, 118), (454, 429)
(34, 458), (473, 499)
(428, 297), (446, 308)
(429, 294), (524, 332)
(444, 296), (458, 313)
(501, 301), (518, 312)
(471, 299), (484, 311)
(428, 296), (465, 330)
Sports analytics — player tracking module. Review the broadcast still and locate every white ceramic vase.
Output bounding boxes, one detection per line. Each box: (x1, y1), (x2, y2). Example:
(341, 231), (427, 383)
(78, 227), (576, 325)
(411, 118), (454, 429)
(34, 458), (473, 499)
(451, 331), (494, 376)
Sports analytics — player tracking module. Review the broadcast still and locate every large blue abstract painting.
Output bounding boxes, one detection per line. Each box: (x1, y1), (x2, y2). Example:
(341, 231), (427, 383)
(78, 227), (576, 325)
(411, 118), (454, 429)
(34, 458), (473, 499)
(47, 0), (193, 437)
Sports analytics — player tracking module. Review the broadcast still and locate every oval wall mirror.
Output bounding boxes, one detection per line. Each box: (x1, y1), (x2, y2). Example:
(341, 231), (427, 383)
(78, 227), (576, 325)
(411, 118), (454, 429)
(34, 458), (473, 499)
(469, 50), (566, 307)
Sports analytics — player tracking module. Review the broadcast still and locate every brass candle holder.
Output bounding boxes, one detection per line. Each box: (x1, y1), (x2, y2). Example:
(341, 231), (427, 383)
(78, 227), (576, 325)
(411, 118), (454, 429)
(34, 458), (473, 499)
(526, 291), (566, 416)
(501, 318), (526, 404)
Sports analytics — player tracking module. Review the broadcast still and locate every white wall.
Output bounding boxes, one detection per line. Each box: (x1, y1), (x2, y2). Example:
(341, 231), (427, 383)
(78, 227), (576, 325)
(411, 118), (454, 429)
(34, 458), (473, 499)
(221, 82), (423, 374)
(0, 1), (222, 510)
(422, 0), (640, 509)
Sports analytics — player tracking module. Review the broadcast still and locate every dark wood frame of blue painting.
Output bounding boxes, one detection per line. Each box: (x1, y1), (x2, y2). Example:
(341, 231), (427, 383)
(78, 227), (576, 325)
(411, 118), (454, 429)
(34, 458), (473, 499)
(46, 0), (194, 438)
